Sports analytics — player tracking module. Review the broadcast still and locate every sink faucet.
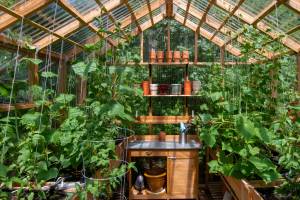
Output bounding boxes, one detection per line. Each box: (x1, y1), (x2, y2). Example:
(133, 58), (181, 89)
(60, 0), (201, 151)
(179, 122), (191, 145)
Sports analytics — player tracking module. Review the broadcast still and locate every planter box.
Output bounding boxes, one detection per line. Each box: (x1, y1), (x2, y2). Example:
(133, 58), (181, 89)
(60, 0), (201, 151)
(208, 148), (284, 200)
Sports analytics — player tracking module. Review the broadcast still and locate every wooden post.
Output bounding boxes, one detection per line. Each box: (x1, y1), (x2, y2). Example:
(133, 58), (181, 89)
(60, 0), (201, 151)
(167, 23), (171, 53)
(28, 54), (39, 86)
(140, 31), (144, 63)
(297, 53), (300, 92)
(28, 53), (39, 103)
(194, 31), (198, 63)
(76, 76), (87, 105)
(57, 60), (68, 94)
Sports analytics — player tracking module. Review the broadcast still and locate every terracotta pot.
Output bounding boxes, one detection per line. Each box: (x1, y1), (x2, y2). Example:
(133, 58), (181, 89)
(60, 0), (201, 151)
(166, 51), (173, 63)
(173, 51), (181, 63)
(142, 81), (150, 95)
(149, 49), (156, 63)
(182, 50), (189, 63)
(144, 168), (166, 193)
(156, 50), (164, 63)
(184, 80), (192, 95)
(159, 131), (166, 141)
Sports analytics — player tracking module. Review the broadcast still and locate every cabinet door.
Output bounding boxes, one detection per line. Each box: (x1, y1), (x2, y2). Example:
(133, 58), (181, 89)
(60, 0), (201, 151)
(167, 157), (198, 198)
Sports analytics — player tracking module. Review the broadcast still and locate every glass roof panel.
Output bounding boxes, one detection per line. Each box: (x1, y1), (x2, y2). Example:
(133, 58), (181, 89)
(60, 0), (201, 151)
(137, 14), (150, 25)
(67, 26), (95, 44)
(128, 0), (147, 12)
(290, 29), (300, 42)
(92, 14), (113, 30)
(176, 6), (186, 17)
(216, 32), (230, 41)
(225, 15), (244, 33)
(51, 40), (75, 54)
(67, 0), (99, 15)
(187, 13), (200, 25)
(263, 5), (300, 33)
(208, 5), (229, 23)
(191, 0), (209, 12)
(201, 23), (217, 34)
(240, 0), (273, 17)
(152, 7), (162, 17)
(111, 5), (130, 23)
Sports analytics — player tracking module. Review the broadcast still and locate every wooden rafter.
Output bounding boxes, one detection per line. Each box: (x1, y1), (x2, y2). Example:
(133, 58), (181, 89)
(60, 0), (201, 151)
(173, 0), (274, 59)
(196, 0), (216, 32)
(65, 5), (164, 60)
(252, 0), (287, 25)
(285, 0), (300, 14)
(146, 0), (154, 25)
(174, 13), (242, 57)
(214, 0), (300, 52)
(210, 0), (246, 41)
(123, 0), (142, 33)
(57, 0), (116, 47)
(286, 24), (300, 35)
(0, 34), (62, 61)
(166, 0), (173, 17)
(0, 0), (52, 32)
(0, 4), (84, 49)
(183, 0), (192, 25)
(33, 0), (122, 49)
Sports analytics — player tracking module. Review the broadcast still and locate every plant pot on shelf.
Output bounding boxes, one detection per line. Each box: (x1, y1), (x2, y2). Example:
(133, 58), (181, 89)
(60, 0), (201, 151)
(149, 49), (156, 63)
(158, 84), (169, 95)
(192, 80), (201, 95)
(184, 80), (192, 95)
(171, 84), (182, 95)
(144, 168), (166, 193)
(182, 50), (189, 63)
(142, 81), (150, 95)
(156, 51), (164, 63)
(173, 51), (181, 63)
(150, 84), (159, 95)
(166, 51), (173, 63)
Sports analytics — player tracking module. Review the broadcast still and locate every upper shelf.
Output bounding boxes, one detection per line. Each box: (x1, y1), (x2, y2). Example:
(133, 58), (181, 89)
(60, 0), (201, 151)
(147, 62), (189, 66)
(136, 116), (192, 124)
(0, 103), (35, 112)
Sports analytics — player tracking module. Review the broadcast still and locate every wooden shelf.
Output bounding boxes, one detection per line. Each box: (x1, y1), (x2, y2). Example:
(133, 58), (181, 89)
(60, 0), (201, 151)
(0, 103), (35, 112)
(129, 187), (167, 199)
(144, 94), (199, 97)
(148, 62), (189, 66)
(136, 116), (192, 124)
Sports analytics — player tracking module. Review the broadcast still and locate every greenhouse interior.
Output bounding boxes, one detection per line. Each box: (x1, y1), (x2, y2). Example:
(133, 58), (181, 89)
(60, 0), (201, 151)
(0, 0), (299, 199)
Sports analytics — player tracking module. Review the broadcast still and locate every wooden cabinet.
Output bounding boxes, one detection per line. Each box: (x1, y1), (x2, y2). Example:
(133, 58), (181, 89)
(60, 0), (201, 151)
(167, 157), (198, 198)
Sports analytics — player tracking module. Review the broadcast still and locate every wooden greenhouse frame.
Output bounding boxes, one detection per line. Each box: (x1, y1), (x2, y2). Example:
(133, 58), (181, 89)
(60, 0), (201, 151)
(0, 0), (299, 199)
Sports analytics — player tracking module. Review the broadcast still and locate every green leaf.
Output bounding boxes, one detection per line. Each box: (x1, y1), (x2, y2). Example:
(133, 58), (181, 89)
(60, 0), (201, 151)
(41, 71), (57, 78)
(20, 57), (42, 65)
(72, 61), (97, 77)
(37, 168), (58, 181)
(210, 92), (223, 102)
(0, 164), (8, 178)
(236, 116), (257, 139)
(200, 128), (218, 147)
(55, 94), (74, 104)
(249, 156), (276, 171)
(199, 114), (212, 124)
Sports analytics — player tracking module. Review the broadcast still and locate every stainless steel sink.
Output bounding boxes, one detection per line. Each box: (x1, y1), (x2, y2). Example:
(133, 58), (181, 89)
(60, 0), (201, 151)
(127, 140), (201, 150)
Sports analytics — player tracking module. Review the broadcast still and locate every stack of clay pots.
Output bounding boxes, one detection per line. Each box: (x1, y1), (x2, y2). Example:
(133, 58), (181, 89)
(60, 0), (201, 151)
(184, 80), (192, 95)
(149, 49), (190, 63)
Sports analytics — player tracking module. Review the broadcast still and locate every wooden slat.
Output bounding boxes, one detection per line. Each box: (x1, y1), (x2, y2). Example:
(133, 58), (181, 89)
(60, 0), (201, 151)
(194, 31), (198, 63)
(196, 0), (216, 32)
(183, 0), (192, 25)
(136, 116), (192, 124)
(0, 34), (62, 61)
(0, 4), (84, 49)
(252, 0), (287, 25)
(33, 0), (122, 49)
(210, 0), (246, 41)
(0, 0), (52, 32)
(146, 0), (154, 25)
(286, 24), (300, 34)
(214, 0), (300, 52)
(285, 0), (300, 14)
(123, 0), (142, 33)
(57, 0), (116, 47)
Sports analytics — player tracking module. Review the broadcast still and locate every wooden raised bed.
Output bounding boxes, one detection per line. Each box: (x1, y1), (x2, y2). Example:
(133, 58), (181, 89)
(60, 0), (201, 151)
(136, 115), (192, 124)
(208, 148), (284, 200)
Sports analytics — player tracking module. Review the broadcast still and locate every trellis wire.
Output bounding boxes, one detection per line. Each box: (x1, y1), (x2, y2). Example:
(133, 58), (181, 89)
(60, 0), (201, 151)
(1, 17), (24, 163)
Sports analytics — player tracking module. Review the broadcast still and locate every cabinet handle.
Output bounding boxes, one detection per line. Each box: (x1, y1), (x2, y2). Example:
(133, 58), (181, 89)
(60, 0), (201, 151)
(145, 151), (152, 156)
(168, 156), (177, 160)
